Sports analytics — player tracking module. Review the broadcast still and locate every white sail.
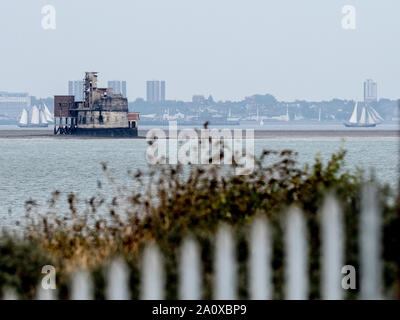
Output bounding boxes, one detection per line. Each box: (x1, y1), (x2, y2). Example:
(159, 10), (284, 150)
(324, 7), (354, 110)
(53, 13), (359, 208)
(369, 106), (384, 122)
(349, 102), (358, 124)
(359, 107), (367, 124)
(31, 106), (40, 125)
(368, 108), (380, 123)
(318, 107), (321, 121)
(43, 103), (54, 122)
(39, 110), (48, 124)
(19, 109), (28, 125)
(366, 110), (376, 125)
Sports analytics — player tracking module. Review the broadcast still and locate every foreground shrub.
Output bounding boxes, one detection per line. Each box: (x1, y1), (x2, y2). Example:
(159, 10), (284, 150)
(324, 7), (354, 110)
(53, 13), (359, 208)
(1, 148), (399, 299)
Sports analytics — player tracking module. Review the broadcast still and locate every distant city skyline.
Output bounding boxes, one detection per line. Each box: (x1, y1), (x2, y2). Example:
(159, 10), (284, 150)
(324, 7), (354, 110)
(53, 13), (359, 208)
(1, 77), (398, 124)
(68, 81), (83, 102)
(146, 80), (166, 103)
(0, 78), (395, 104)
(364, 79), (378, 103)
(108, 80), (127, 98)
(0, 1), (399, 101)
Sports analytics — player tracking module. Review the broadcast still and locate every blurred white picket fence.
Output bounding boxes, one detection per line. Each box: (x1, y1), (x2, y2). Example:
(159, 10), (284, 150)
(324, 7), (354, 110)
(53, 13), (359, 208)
(3, 185), (383, 300)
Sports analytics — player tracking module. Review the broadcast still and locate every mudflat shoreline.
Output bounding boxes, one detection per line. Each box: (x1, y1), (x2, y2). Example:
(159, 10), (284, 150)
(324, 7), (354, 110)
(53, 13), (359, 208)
(0, 129), (398, 139)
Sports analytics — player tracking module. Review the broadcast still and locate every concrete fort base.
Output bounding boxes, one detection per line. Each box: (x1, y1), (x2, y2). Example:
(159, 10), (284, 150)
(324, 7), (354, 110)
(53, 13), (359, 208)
(74, 128), (138, 137)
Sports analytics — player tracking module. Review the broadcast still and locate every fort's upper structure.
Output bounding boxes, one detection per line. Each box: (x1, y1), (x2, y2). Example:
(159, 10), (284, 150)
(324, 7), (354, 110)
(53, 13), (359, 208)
(54, 72), (139, 136)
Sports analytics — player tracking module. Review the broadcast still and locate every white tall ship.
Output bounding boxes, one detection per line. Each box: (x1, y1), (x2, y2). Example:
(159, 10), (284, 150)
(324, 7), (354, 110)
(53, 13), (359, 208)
(344, 102), (383, 128)
(18, 104), (54, 128)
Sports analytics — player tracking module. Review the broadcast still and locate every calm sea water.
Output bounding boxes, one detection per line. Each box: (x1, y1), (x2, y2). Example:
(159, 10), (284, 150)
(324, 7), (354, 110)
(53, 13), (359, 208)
(0, 136), (398, 227)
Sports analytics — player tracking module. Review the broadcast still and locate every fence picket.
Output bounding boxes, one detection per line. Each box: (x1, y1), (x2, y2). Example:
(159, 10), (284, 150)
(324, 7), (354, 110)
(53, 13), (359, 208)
(2, 287), (18, 300)
(321, 195), (344, 300)
(71, 271), (93, 300)
(249, 216), (271, 300)
(106, 258), (130, 300)
(285, 207), (308, 300)
(214, 224), (236, 300)
(141, 243), (164, 300)
(360, 183), (382, 299)
(179, 236), (202, 300)
(36, 284), (57, 300)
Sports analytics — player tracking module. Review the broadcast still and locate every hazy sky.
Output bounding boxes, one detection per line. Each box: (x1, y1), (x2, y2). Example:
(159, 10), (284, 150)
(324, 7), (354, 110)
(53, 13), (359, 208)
(0, 0), (399, 102)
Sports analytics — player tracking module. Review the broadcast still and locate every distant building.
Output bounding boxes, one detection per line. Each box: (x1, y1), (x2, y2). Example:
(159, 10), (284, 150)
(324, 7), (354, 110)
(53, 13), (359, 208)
(364, 79), (377, 102)
(146, 80), (165, 103)
(68, 81), (73, 96)
(122, 81), (126, 98)
(108, 80), (127, 98)
(68, 80), (84, 101)
(192, 95), (205, 104)
(0, 92), (31, 121)
(160, 81), (165, 102)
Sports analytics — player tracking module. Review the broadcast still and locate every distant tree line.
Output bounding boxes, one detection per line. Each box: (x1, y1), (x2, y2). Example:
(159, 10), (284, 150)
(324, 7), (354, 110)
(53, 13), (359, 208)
(128, 94), (399, 121)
